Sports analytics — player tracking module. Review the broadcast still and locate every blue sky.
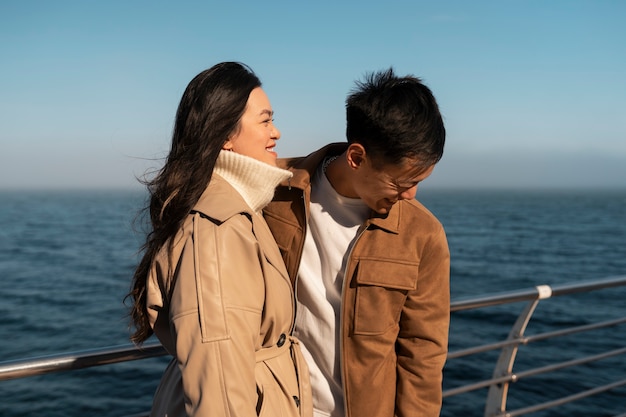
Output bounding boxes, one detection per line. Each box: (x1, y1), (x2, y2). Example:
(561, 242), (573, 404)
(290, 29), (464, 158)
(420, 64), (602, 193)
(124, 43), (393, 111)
(1, 0), (625, 190)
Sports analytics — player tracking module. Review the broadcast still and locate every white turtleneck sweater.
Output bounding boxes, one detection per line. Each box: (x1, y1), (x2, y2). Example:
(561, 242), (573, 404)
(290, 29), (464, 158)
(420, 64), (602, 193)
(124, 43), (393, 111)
(213, 150), (292, 213)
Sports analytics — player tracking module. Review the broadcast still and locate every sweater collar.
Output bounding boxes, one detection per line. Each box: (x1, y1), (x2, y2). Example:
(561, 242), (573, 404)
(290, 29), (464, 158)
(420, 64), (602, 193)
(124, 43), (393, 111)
(214, 150), (293, 212)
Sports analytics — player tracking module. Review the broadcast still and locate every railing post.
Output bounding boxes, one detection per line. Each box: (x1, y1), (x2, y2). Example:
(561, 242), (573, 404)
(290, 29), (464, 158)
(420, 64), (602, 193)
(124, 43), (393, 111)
(484, 285), (552, 416)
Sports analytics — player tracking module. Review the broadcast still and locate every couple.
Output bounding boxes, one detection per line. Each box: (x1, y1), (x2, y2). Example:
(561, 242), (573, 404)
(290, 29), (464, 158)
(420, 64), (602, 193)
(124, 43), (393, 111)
(127, 61), (450, 417)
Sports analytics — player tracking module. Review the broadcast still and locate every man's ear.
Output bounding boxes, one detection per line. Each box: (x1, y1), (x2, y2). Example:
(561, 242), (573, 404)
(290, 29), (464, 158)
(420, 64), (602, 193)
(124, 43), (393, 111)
(346, 143), (367, 170)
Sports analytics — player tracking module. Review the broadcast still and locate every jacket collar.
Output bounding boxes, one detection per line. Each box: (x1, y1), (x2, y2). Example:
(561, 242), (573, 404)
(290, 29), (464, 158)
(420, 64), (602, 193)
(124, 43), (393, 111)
(278, 143), (348, 191)
(368, 203), (401, 234)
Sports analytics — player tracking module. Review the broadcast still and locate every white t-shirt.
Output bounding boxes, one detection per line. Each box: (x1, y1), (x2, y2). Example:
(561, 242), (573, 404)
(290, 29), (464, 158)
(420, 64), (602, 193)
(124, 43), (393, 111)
(293, 160), (370, 417)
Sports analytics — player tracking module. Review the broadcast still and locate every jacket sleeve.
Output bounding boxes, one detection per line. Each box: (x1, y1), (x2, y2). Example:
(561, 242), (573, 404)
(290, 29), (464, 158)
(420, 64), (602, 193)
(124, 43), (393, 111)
(395, 224), (450, 417)
(169, 213), (265, 417)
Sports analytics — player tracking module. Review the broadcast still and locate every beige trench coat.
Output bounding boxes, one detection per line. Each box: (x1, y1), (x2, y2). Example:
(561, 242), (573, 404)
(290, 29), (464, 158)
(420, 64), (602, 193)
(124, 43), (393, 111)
(146, 174), (312, 417)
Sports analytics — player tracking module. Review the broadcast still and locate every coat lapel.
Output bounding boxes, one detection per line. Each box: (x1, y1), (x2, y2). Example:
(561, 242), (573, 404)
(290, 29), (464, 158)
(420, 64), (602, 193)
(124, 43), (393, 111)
(251, 213), (292, 283)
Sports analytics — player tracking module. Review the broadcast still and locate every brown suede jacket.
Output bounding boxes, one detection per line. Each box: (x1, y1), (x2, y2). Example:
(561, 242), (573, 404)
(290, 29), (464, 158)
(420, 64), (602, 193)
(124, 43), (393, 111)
(263, 143), (450, 417)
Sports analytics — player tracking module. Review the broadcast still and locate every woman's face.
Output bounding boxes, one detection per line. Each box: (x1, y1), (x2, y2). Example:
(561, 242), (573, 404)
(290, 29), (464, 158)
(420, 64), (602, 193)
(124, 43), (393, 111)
(223, 87), (282, 166)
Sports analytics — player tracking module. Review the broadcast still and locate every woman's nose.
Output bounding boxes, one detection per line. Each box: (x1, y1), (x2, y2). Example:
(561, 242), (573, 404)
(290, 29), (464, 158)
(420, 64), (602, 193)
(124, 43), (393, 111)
(271, 125), (281, 139)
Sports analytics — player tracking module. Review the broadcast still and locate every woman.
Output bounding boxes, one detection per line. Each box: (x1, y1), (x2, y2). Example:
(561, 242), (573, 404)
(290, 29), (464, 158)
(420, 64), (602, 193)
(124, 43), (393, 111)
(127, 62), (312, 417)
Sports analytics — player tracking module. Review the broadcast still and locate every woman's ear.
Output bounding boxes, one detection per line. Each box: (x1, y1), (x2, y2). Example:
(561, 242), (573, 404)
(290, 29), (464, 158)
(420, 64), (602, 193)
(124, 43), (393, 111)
(222, 140), (234, 151)
(346, 143), (366, 170)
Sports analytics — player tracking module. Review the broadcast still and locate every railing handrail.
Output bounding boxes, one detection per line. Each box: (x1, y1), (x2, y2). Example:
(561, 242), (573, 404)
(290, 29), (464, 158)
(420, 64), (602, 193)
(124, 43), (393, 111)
(0, 341), (167, 381)
(450, 275), (626, 311)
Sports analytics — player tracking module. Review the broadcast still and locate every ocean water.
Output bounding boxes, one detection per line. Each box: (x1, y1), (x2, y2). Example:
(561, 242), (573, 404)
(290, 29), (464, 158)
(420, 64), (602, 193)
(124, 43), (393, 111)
(420, 189), (626, 417)
(0, 188), (625, 416)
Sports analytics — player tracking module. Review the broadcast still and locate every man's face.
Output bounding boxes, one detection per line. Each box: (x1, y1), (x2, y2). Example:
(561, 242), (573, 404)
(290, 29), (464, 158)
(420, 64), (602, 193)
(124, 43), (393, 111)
(352, 156), (435, 215)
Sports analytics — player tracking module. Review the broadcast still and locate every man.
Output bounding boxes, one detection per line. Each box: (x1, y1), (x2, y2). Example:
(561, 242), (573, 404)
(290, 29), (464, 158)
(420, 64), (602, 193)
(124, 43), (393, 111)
(264, 68), (450, 417)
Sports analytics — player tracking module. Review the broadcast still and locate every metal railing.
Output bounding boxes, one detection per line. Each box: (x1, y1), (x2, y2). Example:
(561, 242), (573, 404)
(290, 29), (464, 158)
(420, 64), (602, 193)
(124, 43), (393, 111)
(443, 274), (626, 416)
(1, 275), (625, 417)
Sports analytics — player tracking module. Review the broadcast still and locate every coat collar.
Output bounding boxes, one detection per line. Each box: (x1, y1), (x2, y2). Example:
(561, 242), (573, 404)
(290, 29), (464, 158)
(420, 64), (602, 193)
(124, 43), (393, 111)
(193, 174), (251, 223)
(192, 174), (291, 281)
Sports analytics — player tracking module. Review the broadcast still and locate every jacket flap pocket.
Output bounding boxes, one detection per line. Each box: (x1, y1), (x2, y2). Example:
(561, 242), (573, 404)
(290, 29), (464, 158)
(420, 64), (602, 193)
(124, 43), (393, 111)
(355, 258), (419, 290)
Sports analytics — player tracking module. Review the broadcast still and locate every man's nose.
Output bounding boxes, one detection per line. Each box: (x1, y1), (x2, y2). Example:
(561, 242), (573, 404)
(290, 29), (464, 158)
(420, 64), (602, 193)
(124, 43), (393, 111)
(398, 185), (418, 200)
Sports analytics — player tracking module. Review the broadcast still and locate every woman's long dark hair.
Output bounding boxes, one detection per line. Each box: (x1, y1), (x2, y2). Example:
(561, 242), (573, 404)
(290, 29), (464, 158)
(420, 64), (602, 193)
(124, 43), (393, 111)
(127, 62), (261, 344)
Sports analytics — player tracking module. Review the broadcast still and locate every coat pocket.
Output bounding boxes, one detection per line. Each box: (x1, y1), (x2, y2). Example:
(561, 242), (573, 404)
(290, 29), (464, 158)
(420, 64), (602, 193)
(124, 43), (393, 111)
(353, 258), (419, 335)
(257, 385), (284, 417)
(255, 341), (302, 417)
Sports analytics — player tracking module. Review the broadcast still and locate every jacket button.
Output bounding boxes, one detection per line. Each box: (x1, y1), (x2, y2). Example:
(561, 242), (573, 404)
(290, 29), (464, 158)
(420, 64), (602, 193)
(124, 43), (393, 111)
(277, 333), (286, 347)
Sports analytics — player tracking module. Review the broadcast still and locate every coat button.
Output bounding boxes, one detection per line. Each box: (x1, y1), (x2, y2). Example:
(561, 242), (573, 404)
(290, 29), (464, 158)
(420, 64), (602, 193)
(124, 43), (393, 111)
(277, 333), (286, 347)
